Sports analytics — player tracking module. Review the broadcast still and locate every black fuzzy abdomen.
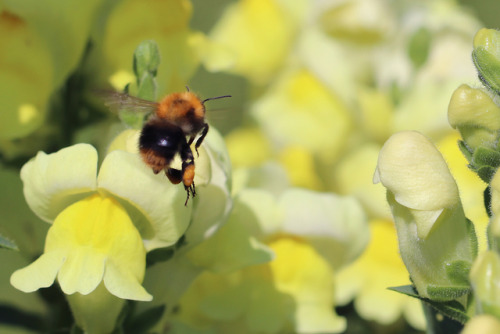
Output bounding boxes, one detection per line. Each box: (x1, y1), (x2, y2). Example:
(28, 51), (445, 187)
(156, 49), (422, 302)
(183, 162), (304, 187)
(139, 120), (186, 170)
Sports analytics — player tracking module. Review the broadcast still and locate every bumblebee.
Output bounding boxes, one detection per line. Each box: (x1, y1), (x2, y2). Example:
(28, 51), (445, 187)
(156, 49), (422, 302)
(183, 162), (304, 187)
(100, 88), (231, 205)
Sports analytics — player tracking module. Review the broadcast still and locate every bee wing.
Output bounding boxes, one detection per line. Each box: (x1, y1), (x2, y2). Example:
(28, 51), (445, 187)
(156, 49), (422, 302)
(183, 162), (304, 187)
(95, 90), (159, 114)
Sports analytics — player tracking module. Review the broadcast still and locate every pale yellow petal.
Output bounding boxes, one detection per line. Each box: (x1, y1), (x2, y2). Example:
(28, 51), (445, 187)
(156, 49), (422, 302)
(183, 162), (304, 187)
(57, 251), (105, 295)
(20, 143), (98, 222)
(97, 150), (190, 250)
(10, 251), (64, 292)
(104, 261), (152, 301)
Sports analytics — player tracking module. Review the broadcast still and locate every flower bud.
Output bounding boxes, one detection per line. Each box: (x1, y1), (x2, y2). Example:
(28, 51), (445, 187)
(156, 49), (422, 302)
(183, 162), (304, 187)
(374, 131), (477, 300)
(448, 84), (500, 151)
(470, 251), (500, 318)
(472, 28), (500, 95)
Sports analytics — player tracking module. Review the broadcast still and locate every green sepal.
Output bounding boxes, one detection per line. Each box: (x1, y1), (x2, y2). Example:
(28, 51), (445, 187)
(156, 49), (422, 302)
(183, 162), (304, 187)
(477, 165), (497, 184)
(458, 140), (473, 164)
(465, 217), (478, 258)
(0, 234), (18, 251)
(445, 260), (471, 286)
(389, 285), (470, 324)
(426, 285), (470, 301)
(473, 146), (500, 168)
(485, 186), (493, 218)
(473, 47), (500, 96)
(465, 146), (500, 183)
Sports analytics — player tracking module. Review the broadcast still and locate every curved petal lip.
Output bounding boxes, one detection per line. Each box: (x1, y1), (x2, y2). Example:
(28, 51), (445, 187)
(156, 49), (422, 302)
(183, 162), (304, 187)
(21, 143), (98, 222)
(97, 150), (191, 249)
(10, 252), (65, 292)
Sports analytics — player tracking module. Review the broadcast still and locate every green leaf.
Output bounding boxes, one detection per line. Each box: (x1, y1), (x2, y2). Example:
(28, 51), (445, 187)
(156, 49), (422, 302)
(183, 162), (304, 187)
(133, 40), (161, 79)
(0, 234), (18, 251)
(124, 305), (166, 334)
(389, 285), (469, 324)
(388, 284), (419, 298)
(117, 40), (161, 128)
(133, 40), (160, 101)
(136, 74), (156, 102)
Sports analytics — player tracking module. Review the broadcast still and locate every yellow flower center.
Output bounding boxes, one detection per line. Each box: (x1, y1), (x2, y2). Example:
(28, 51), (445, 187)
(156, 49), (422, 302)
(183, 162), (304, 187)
(11, 193), (152, 301)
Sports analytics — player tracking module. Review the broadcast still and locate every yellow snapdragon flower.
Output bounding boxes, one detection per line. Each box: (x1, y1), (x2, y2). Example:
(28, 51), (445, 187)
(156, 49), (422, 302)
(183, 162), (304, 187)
(171, 187), (368, 333)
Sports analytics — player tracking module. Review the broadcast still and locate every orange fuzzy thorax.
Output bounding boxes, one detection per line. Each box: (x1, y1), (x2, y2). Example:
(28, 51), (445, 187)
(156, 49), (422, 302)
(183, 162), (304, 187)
(156, 92), (205, 121)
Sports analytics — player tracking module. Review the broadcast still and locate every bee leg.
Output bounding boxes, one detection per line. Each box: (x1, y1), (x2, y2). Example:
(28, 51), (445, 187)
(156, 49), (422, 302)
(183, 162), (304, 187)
(180, 143), (196, 205)
(184, 183), (196, 206)
(194, 123), (209, 157)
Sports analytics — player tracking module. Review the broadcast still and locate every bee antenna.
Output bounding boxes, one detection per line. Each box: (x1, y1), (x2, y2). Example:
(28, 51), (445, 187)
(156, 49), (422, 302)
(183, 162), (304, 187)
(185, 86), (190, 92)
(202, 95), (232, 103)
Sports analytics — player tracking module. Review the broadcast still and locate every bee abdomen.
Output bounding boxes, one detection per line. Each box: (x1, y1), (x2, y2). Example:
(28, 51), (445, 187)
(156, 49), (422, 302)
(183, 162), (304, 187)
(139, 120), (185, 172)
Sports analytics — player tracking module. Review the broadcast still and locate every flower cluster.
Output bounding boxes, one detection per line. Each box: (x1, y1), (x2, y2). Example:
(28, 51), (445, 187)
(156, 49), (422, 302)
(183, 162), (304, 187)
(203, 0), (485, 330)
(1, 0), (496, 333)
(375, 28), (500, 332)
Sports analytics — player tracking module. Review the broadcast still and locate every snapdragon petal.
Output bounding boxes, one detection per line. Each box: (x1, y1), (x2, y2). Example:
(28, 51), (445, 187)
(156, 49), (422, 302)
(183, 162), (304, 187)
(12, 194), (151, 301)
(97, 150), (190, 250)
(101, 0), (198, 94)
(104, 261), (152, 301)
(207, 0), (297, 84)
(10, 251), (64, 292)
(20, 143), (98, 222)
(57, 251), (105, 295)
(185, 198), (274, 273)
(53, 195), (148, 300)
(375, 131), (459, 212)
(183, 128), (233, 247)
(278, 188), (369, 269)
(251, 69), (352, 162)
(269, 237), (346, 333)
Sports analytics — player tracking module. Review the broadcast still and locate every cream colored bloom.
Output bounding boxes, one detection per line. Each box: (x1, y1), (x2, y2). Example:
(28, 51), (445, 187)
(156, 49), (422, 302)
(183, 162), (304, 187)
(375, 131), (477, 300)
(171, 187), (368, 333)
